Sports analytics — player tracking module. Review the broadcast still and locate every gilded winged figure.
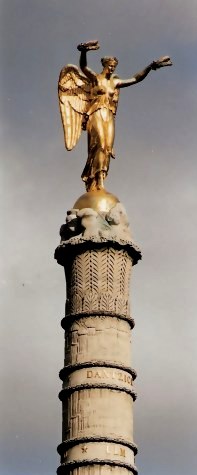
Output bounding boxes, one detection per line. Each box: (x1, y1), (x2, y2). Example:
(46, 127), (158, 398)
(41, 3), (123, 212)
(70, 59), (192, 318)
(58, 41), (172, 191)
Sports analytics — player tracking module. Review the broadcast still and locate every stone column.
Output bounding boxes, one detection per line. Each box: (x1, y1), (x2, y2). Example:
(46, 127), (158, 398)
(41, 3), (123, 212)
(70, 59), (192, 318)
(55, 193), (141, 475)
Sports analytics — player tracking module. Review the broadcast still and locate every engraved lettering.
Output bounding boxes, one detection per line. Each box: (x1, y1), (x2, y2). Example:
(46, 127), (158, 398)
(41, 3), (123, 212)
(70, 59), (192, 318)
(118, 372), (124, 381)
(94, 370), (102, 378)
(87, 368), (132, 385)
(81, 445), (88, 453)
(120, 447), (126, 457)
(103, 369), (110, 378)
(106, 445), (126, 457)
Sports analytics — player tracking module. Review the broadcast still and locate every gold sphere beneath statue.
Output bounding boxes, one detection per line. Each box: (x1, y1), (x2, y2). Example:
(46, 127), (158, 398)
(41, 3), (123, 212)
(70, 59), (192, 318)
(73, 189), (119, 213)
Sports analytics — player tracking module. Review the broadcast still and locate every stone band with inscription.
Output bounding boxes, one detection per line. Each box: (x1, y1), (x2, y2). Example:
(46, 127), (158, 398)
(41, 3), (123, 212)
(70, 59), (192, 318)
(57, 436), (138, 455)
(68, 366), (134, 387)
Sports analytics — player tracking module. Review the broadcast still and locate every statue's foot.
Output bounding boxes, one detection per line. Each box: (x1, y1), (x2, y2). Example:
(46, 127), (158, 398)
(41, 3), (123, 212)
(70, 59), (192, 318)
(97, 184), (104, 190)
(86, 180), (97, 192)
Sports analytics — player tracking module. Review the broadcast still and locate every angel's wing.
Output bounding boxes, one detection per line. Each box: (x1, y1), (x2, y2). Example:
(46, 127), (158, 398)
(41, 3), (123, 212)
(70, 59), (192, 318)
(58, 65), (90, 151)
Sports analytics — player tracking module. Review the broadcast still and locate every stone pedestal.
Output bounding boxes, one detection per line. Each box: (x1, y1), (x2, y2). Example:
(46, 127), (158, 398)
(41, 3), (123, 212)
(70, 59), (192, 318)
(55, 196), (141, 475)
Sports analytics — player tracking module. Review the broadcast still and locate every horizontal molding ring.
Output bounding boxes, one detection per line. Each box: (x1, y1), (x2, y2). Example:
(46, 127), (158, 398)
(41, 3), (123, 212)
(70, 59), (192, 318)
(61, 311), (135, 330)
(57, 458), (138, 475)
(57, 436), (138, 456)
(59, 361), (137, 381)
(59, 383), (137, 401)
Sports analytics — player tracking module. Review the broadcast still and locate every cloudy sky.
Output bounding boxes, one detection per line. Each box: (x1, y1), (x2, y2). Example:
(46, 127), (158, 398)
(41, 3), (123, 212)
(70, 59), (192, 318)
(1, 1), (197, 474)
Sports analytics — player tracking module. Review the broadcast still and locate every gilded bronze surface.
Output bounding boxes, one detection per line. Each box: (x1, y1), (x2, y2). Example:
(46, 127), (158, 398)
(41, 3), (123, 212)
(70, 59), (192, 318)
(58, 40), (172, 191)
(73, 189), (119, 213)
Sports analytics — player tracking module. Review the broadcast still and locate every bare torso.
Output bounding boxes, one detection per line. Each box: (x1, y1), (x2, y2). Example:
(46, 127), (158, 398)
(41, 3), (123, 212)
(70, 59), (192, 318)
(87, 74), (119, 117)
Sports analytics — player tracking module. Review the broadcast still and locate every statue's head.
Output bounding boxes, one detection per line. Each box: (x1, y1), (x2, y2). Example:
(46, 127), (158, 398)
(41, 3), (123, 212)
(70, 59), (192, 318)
(101, 56), (118, 74)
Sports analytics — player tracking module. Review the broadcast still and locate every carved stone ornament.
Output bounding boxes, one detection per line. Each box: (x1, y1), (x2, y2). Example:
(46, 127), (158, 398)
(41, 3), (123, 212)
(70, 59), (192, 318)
(55, 203), (141, 263)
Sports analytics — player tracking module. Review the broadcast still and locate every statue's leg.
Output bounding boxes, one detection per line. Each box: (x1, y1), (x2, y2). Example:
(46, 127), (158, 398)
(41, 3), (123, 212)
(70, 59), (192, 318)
(84, 110), (115, 190)
(94, 111), (115, 189)
(97, 171), (104, 189)
(105, 112), (115, 158)
(89, 112), (106, 189)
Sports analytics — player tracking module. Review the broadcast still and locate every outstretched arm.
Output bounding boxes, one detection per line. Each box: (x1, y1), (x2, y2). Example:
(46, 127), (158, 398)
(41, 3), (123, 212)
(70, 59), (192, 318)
(77, 41), (99, 82)
(116, 56), (172, 89)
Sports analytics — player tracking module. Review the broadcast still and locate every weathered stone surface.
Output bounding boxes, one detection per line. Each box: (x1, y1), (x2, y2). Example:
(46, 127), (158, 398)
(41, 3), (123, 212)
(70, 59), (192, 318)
(63, 316), (133, 368)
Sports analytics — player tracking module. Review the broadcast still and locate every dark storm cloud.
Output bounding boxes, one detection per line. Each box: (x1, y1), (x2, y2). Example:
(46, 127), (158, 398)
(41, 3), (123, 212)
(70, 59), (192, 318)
(1, 1), (197, 474)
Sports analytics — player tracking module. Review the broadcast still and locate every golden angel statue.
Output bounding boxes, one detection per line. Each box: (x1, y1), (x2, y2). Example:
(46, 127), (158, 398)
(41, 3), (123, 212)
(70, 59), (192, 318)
(58, 41), (172, 192)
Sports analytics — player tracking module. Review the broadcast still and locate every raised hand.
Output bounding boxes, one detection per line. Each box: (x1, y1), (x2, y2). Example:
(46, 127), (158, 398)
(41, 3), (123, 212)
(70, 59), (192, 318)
(77, 40), (100, 52)
(151, 55), (172, 70)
